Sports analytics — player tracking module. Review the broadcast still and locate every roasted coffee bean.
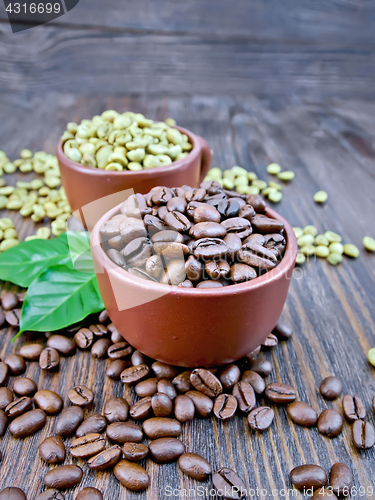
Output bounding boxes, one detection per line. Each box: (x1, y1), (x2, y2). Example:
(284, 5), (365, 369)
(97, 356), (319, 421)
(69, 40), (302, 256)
(151, 392), (173, 417)
(19, 343), (44, 360)
(5, 396), (33, 418)
(34, 390), (63, 415)
(123, 237), (153, 267)
(120, 217), (147, 244)
(158, 379), (177, 400)
(1, 292), (19, 310)
(184, 255), (203, 282)
(152, 362), (178, 379)
(319, 376), (343, 400)
(91, 338), (111, 359)
(107, 248), (126, 266)
(143, 417), (182, 439)
(352, 419), (375, 449)
(219, 365), (241, 390)
(246, 346), (261, 359)
(107, 421), (143, 444)
(107, 359), (128, 379)
(98, 309), (109, 323)
(9, 408), (46, 437)
(151, 186), (174, 205)
(103, 397), (129, 423)
(135, 378), (158, 398)
(249, 358), (272, 377)
(185, 188), (206, 203)
(241, 370), (265, 395)
(230, 263), (257, 283)
(39, 436), (66, 464)
(0, 311), (4, 329)
(261, 333), (278, 349)
(178, 453), (212, 481)
(164, 210), (192, 232)
(55, 406), (84, 437)
(238, 204), (256, 221)
(74, 328), (94, 349)
(0, 362), (8, 387)
(330, 462), (353, 496)
(214, 394), (237, 421)
(0, 409), (7, 436)
(123, 442), (149, 461)
(311, 488), (338, 499)
(265, 383), (296, 404)
(193, 204), (221, 224)
(246, 194), (266, 213)
(251, 214), (284, 233)
(4, 354), (26, 375)
(39, 347), (60, 371)
(5, 308), (22, 326)
(287, 402), (318, 427)
(114, 460), (150, 491)
(221, 217), (251, 239)
(190, 369), (223, 398)
(121, 364), (150, 384)
(87, 445), (122, 470)
(190, 222), (226, 239)
(185, 391), (213, 417)
(131, 350), (149, 366)
(110, 328), (123, 344)
(70, 433), (106, 458)
(174, 394), (195, 422)
(44, 465), (83, 490)
(213, 467), (247, 499)
(264, 233), (286, 256)
(172, 371), (192, 393)
(248, 406), (274, 431)
(0, 387), (13, 409)
(273, 320), (293, 340)
(317, 409), (343, 438)
(149, 437), (185, 463)
(47, 335), (76, 356)
(76, 414), (107, 438)
(239, 241), (277, 270)
(232, 381), (256, 413)
(167, 196), (188, 213)
(224, 233), (242, 259)
(0, 488), (26, 500)
(89, 323), (108, 337)
(205, 259), (230, 279)
(342, 394), (366, 421)
(76, 488), (103, 500)
(144, 214), (168, 232)
(35, 490), (65, 500)
(67, 385), (94, 407)
(130, 397), (152, 420)
(217, 198), (241, 218)
(13, 377), (37, 397)
(290, 465), (328, 491)
(108, 342), (133, 360)
(192, 238), (229, 260)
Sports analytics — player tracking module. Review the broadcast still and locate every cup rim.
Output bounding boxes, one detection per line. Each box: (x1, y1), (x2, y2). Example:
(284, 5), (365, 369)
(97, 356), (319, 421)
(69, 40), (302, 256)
(91, 202), (298, 296)
(56, 125), (200, 177)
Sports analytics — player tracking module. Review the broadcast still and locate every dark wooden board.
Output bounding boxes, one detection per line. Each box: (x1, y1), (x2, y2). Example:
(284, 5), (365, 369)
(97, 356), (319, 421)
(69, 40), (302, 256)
(1, 0), (375, 47)
(0, 93), (375, 499)
(1, 23), (375, 99)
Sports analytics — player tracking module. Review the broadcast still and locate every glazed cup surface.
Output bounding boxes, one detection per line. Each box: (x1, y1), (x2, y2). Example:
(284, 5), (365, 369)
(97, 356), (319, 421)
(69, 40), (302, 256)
(57, 126), (211, 215)
(91, 204), (298, 367)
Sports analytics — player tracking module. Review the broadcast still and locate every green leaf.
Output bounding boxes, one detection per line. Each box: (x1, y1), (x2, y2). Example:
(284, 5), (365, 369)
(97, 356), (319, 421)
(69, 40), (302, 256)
(0, 233), (71, 287)
(18, 263), (104, 336)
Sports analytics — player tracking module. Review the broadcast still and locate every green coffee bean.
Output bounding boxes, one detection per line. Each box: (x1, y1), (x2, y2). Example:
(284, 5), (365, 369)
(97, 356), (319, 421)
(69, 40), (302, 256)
(127, 162), (143, 171)
(37, 227), (51, 239)
(0, 186), (15, 196)
(20, 149), (33, 159)
(315, 245), (330, 258)
(247, 186), (260, 195)
(45, 177), (61, 188)
(0, 196), (7, 209)
(0, 238), (19, 252)
(296, 252), (306, 265)
(277, 171), (295, 181)
(0, 218), (14, 230)
(268, 191), (282, 203)
(166, 128), (183, 145)
(175, 152), (188, 161)
(301, 245), (316, 256)
(293, 227), (303, 238)
(268, 181), (282, 191)
(315, 234), (329, 246)
(165, 118), (176, 127)
(51, 219), (66, 237)
(235, 185), (251, 195)
(343, 243), (359, 258)
(303, 225), (318, 237)
(329, 242), (344, 254)
(156, 154), (172, 166)
(247, 172), (258, 182)
(105, 163), (124, 172)
(314, 191), (328, 203)
(4, 162), (16, 174)
(207, 167), (222, 179)
(325, 231), (342, 243)
(0, 179), (6, 188)
(297, 234), (315, 247)
(143, 155), (161, 169)
(0, 229), (3, 240)
(368, 348), (375, 367)
(267, 163), (282, 175)
(252, 179), (267, 190)
(363, 236), (375, 252)
(327, 252), (343, 265)
(6, 199), (23, 210)
(232, 166), (248, 176)
(222, 178), (235, 190)
(4, 228), (17, 239)
(234, 176), (249, 187)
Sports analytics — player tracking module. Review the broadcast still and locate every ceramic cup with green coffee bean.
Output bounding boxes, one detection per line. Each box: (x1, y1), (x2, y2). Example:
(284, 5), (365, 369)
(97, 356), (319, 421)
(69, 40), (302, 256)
(61, 111), (192, 172)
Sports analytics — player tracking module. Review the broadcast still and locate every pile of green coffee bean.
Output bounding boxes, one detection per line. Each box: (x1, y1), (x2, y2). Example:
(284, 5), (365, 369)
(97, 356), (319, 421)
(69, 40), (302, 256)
(0, 149), (71, 250)
(61, 112), (192, 171)
(203, 164), (293, 202)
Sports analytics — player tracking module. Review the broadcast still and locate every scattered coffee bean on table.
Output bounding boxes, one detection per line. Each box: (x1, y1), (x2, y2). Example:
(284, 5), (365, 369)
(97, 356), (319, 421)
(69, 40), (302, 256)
(273, 320), (293, 340)
(287, 402), (318, 427)
(148, 437), (185, 463)
(9, 409), (46, 438)
(0, 387), (13, 410)
(46, 335), (76, 356)
(319, 376), (343, 400)
(18, 343), (43, 361)
(107, 421), (143, 444)
(0, 410), (7, 437)
(3, 354), (26, 375)
(178, 453), (212, 480)
(214, 394), (238, 421)
(212, 467), (247, 499)
(265, 383), (296, 404)
(75, 488), (103, 500)
(122, 442), (149, 462)
(142, 417), (182, 439)
(342, 394), (366, 421)
(44, 465), (83, 490)
(39, 436), (66, 464)
(67, 385), (94, 407)
(35, 490), (65, 500)
(248, 406), (274, 431)
(241, 370), (265, 394)
(103, 397), (130, 423)
(290, 464), (327, 490)
(0, 487), (26, 500)
(39, 348), (60, 371)
(330, 462), (353, 496)
(55, 406), (84, 437)
(88, 445), (122, 471)
(70, 433), (106, 458)
(5, 396), (33, 418)
(114, 460), (150, 492)
(34, 390), (63, 415)
(352, 420), (375, 449)
(0, 362), (8, 386)
(76, 414), (107, 438)
(317, 409), (343, 438)
(1, 292), (19, 310)
(12, 377), (37, 397)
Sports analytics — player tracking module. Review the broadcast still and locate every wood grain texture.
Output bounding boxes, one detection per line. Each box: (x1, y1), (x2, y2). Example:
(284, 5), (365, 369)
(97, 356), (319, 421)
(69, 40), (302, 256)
(0, 94), (375, 499)
(1, 23), (375, 99)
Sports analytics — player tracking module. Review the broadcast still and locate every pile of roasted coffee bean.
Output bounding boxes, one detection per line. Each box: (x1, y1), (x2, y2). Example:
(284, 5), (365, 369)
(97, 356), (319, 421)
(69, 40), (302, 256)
(101, 182), (286, 287)
(1, 290), (374, 498)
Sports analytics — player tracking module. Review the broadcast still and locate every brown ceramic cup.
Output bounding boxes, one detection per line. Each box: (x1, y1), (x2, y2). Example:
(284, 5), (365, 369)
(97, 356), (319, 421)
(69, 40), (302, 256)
(90, 204), (298, 367)
(56, 126), (212, 214)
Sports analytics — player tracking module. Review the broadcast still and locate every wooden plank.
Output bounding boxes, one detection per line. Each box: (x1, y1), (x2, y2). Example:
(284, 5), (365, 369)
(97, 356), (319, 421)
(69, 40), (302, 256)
(1, 25), (375, 98)
(0, 93), (375, 499)
(1, 0), (375, 46)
